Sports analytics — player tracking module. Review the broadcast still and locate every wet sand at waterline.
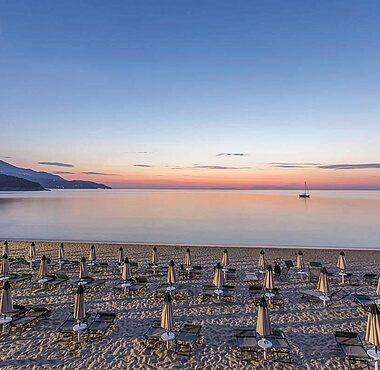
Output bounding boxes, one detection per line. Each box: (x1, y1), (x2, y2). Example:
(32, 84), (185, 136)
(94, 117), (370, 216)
(1, 241), (379, 369)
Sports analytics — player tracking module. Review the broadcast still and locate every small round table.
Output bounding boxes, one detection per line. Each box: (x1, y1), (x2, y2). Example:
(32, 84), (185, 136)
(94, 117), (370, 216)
(258, 338), (272, 360)
(152, 265), (158, 275)
(297, 270), (308, 280)
(319, 295), (330, 307)
(367, 349), (380, 370)
(0, 316), (12, 333)
(214, 288), (223, 300)
(0, 276), (10, 281)
(121, 282), (131, 294)
(73, 322), (87, 341)
(265, 292), (275, 306)
(78, 280), (88, 285)
(166, 285), (176, 291)
(161, 331), (175, 349)
(339, 271), (347, 284)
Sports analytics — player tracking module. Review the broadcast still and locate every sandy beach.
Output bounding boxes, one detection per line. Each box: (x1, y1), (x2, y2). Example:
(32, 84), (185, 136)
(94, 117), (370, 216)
(1, 240), (379, 369)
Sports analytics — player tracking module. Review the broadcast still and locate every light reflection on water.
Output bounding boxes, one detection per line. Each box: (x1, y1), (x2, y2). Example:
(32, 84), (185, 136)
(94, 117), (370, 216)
(0, 189), (380, 249)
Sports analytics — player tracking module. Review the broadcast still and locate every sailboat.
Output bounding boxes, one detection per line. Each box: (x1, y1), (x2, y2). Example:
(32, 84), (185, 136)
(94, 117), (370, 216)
(299, 181), (310, 198)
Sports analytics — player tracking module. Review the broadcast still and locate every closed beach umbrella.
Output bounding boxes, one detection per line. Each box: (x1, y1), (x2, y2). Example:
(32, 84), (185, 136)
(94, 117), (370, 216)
(167, 260), (176, 286)
(296, 250), (304, 270)
(317, 267), (329, 295)
(58, 243), (65, 260)
(264, 265), (274, 290)
(161, 291), (174, 334)
(1, 253), (10, 277)
(3, 241), (9, 256)
(29, 242), (36, 260)
(377, 277), (380, 296)
(74, 284), (86, 323)
(213, 263), (224, 289)
(0, 280), (13, 318)
(258, 250), (265, 269)
(185, 248), (191, 267)
(337, 251), (347, 271)
(256, 296), (272, 338)
(366, 303), (380, 353)
(39, 255), (48, 278)
(152, 246), (158, 265)
(221, 248), (229, 268)
(122, 257), (132, 281)
(89, 244), (96, 262)
(79, 257), (89, 280)
(117, 246), (124, 264)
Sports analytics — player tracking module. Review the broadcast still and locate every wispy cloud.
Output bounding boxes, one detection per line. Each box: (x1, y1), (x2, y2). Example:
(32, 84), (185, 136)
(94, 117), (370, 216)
(134, 164), (151, 168)
(52, 171), (75, 174)
(271, 162), (320, 168)
(172, 165), (250, 170)
(39, 161), (74, 168)
(82, 171), (117, 176)
(318, 163), (380, 170)
(216, 153), (248, 157)
(2, 156), (12, 159)
(126, 151), (151, 154)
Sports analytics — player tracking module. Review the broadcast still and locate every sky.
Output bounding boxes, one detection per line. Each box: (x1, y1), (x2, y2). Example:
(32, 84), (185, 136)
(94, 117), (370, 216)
(1, 1), (380, 189)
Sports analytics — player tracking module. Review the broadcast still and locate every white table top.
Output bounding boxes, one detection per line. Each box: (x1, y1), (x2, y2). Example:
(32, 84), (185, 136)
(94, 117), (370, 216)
(38, 278), (48, 283)
(78, 280), (88, 285)
(121, 282), (131, 288)
(0, 316), (12, 324)
(161, 331), (175, 341)
(338, 271), (347, 276)
(73, 323), (87, 331)
(166, 286), (176, 291)
(258, 339), (273, 349)
(214, 288), (223, 295)
(319, 295), (330, 301)
(368, 349), (380, 360)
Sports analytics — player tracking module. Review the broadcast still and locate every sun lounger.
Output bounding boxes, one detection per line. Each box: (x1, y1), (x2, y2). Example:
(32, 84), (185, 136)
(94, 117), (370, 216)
(9, 306), (50, 336)
(9, 256), (27, 266)
(45, 273), (69, 289)
(174, 323), (202, 356)
(156, 283), (193, 298)
(249, 285), (264, 303)
(143, 319), (166, 347)
(363, 273), (378, 284)
(7, 273), (32, 285)
(234, 327), (259, 361)
(351, 293), (373, 311)
(334, 331), (370, 369)
(129, 277), (148, 294)
(201, 284), (235, 301)
(9, 304), (29, 319)
(279, 267), (290, 281)
(267, 329), (292, 362)
(267, 288), (286, 307)
(57, 312), (91, 341)
(299, 289), (332, 305)
(74, 277), (106, 290)
(112, 279), (135, 295)
(88, 312), (116, 338)
(148, 263), (168, 275)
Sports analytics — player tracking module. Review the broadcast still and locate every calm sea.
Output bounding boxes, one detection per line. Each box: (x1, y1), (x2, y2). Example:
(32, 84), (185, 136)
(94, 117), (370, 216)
(0, 189), (380, 250)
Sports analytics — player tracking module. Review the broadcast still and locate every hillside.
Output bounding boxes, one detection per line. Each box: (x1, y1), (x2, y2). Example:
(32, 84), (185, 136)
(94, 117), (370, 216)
(0, 160), (111, 189)
(0, 174), (47, 191)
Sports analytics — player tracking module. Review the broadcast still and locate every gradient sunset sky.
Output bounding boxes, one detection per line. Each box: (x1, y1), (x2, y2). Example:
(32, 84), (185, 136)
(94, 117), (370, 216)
(1, 1), (380, 189)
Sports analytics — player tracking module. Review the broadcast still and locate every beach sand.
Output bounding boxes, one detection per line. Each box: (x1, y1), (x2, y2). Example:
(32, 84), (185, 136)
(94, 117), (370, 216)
(1, 240), (379, 369)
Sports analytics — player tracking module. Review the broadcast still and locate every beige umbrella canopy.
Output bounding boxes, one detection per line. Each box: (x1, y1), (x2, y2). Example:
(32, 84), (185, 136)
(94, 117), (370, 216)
(264, 265), (274, 290)
(79, 257), (89, 280)
(256, 296), (272, 338)
(152, 246), (158, 265)
(3, 241), (9, 256)
(167, 260), (176, 286)
(122, 257), (132, 281)
(258, 249), (266, 270)
(161, 291), (174, 334)
(296, 250), (304, 270)
(0, 280), (13, 318)
(366, 303), (380, 353)
(117, 246), (124, 265)
(1, 253), (10, 278)
(74, 284), (86, 323)
(213, 263), (224, 289)
(39, 255), (48, 278)
(58, 243), (65, 260)
(317, 267), (329, 295)
(337, 251), (347, 271)
(221, 248), (229, 268)
(29, 242), (36, 260)
(89, 245), (96, 262)
(377, 277), (380, 296)
(185, 248), (191, 267)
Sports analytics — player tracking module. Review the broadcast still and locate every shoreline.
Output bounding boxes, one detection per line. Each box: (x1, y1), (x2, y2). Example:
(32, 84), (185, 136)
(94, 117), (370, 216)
(3, 238), (380, 251)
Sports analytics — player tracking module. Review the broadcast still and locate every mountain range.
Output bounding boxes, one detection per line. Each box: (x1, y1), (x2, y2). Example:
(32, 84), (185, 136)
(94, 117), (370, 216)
(0, 160), (111, 189)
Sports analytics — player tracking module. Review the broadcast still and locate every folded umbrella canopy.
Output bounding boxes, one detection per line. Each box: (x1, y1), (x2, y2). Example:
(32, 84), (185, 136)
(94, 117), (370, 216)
(0, 280), (12, 318)
(117, 246), (124, 265)
(264, 265), (274, 290)
(184, 248), (191, 267)
(58, 243), (65, 260)
(73, 283), (86, 340)
(366, 303), (380, 354)
(0, 253), (10, 278)
(317, 267), (330, 307)
(152, 246), (158, 265)
(161, 291), (174, 347)
(89, 244), (96, 263)
(167, 260), (176, 289)
(122, 257), (132, 281)
(377, 277), (380, 296)
(258, 249), (266, 270)
(213, 263), (224, 297)
(337, 251), (347, 271)
(79, 257), (89, 281)
(29, 242), (36, 260)
(297, 250), (304, 270)
(3, 241), (9, 257)
(256, 296), (272, 360)
(221, 248), (229, 268)
(39, 255), (48, 279)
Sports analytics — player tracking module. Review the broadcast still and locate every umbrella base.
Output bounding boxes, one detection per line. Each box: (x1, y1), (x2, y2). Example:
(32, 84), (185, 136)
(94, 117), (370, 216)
(258, 339), (272, 360)
(368, 350), (380, 370)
